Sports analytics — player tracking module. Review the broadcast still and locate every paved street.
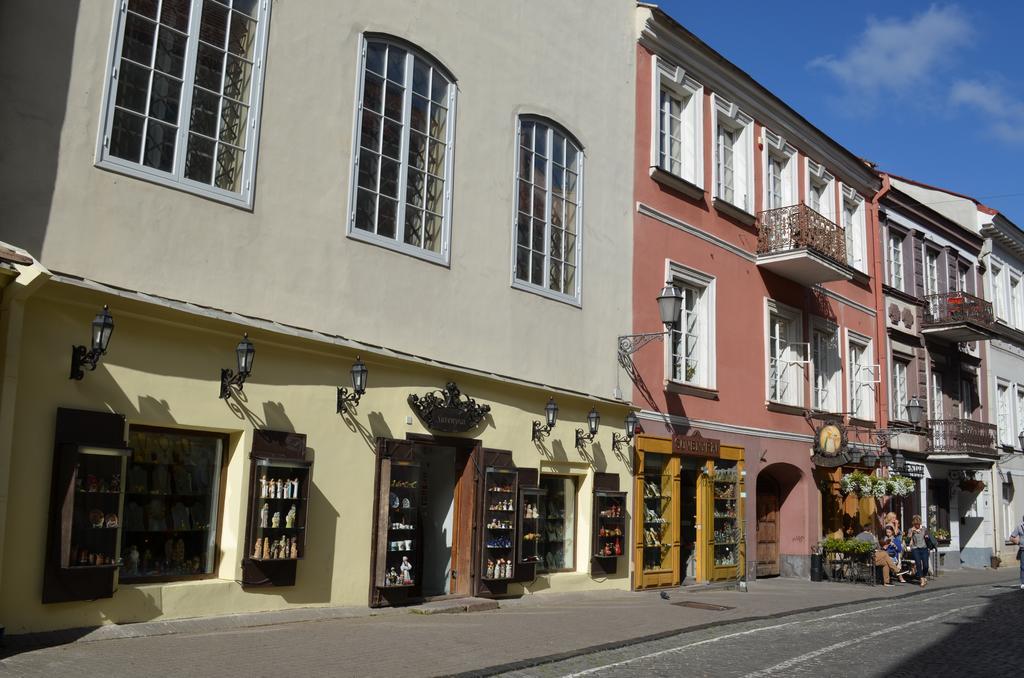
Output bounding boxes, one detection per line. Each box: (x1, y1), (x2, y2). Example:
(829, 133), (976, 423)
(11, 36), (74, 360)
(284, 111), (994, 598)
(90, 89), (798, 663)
(0, 569), (1017, 677)
(500, 581), (1024, 677)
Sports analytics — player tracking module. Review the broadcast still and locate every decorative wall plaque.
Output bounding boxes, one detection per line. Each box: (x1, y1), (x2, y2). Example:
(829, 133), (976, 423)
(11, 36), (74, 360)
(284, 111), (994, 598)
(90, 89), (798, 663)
(407, 382), (491, 433)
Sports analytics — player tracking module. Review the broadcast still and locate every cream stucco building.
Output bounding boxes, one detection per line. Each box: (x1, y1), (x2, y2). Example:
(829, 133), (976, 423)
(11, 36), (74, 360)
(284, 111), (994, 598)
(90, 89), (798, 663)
(0, 0), (638, 634)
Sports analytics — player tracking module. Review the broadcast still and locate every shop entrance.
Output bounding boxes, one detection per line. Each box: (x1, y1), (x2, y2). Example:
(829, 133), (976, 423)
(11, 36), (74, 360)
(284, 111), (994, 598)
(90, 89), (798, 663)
(756, 475), (780, 577)
(370, 437), (476, 606)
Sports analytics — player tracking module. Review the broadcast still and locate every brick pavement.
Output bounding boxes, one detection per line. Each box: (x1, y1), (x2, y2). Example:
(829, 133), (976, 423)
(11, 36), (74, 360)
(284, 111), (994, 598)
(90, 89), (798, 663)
(0, 567), (1014, 677)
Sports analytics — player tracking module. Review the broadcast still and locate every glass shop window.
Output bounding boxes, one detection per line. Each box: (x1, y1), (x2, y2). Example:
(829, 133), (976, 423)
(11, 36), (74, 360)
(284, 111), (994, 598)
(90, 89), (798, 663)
(120, 427), (225, 580)
(539, 475), (577, 572)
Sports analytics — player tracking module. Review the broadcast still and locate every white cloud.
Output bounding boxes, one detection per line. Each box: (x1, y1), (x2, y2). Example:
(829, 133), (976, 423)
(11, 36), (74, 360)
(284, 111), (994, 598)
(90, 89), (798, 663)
(811, 5), (972, 98)
(950, 79), (1024, 143)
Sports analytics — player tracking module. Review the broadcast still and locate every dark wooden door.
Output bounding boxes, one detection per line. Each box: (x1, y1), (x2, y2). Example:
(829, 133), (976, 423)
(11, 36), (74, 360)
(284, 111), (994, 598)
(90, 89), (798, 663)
(756, 475), (780, 577)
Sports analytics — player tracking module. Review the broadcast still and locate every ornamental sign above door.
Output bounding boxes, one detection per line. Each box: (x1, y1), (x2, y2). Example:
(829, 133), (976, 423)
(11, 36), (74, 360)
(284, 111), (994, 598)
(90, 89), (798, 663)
(407, 382), (491, 433)
(672, 430), (721, 457)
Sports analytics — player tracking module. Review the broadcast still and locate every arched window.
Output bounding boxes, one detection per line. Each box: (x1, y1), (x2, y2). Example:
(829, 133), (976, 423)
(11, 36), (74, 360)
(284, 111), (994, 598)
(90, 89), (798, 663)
(513, 117), (583, 302)
(349, 36), (456, 263)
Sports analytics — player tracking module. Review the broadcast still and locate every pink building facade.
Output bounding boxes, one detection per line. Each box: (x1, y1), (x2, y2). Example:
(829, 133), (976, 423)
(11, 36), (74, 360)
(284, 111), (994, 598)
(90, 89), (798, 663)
(628, 7), (885, 583)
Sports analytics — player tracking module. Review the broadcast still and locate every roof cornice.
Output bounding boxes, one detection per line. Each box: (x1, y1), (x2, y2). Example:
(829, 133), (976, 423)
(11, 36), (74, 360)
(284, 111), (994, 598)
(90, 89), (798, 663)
(638, 7), (880, 197)
(981, 218), (1024, 262)
(882, 188), (983, 253)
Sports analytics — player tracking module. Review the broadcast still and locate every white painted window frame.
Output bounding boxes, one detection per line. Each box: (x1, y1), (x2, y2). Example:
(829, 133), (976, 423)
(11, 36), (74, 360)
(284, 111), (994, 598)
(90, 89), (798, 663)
(765, 299), (805, 407)
(805, 159), (836, 222)
(1015, 385), (1024, 449)
(509, 116), (585, 306)
(846, 330), (876, 421)
(1009, 270), (1023, 330)
(762, 128), (797, 211)
(923, 246), (940, 296)
(664, 261), (716, 390)
(651, 57), (703, 188)
(991, 260), (1007, 321)
(929, 364), (944, 420)
(810, 316), (841, 413)
(889, 352), (910, 422)
(95, 0), (273, 209)
(711, 94), (754, 213)
(996, 378), (1012, 446)
(887, 230), (905, 291)
(347, 35), (458, 266)
(839, 185), (866, 272)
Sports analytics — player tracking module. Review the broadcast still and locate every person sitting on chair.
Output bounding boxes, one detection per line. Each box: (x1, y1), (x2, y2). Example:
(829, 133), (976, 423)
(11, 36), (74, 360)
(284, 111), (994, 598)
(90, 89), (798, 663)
(881, 525), (906, 583)
(855, 524), (898, 586)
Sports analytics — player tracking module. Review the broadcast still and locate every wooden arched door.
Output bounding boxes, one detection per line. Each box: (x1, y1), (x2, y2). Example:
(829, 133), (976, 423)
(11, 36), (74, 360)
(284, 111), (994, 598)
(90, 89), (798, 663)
(756, 474), (780, 577)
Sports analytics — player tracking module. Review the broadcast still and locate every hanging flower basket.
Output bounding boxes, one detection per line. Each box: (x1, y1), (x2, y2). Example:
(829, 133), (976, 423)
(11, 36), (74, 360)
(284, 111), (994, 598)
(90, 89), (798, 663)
(959, 478), (986, 492)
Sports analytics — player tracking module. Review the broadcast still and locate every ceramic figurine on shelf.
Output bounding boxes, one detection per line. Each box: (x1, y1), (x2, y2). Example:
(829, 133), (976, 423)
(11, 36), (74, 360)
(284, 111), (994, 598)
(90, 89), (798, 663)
(289, 537), (298, 559)
(275, 479), (283, 498)
(260, 503), (269, 528)
(285, 504), (296, 529)
(400, 556), (413, 584)
(253, 540), (262, 559)
(486, 559), (495, 579)
(271, 511), (281, 528)
(105, 513), (119, 528)
(127, 545), (140, 575)
(259, 475), (268, 498)
(85, 474), (99, 492)
(293, 478), (300, 498)
(262, 537), (270, 560)
(615, 538), (622, 555)
(279, 535), (287, 557)
(110, 473), (121, 493)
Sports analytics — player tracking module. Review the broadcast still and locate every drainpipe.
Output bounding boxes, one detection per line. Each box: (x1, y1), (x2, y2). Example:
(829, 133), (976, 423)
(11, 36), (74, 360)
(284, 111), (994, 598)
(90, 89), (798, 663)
(0, 250), (51, 616)
(871, 174), (892, 432)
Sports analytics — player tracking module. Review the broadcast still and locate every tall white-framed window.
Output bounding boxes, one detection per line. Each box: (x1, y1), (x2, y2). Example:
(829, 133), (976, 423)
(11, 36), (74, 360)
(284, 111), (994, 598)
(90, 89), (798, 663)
(653, 58), (703, 187)
(766, 300), (805, 407)
(713, 95), (753, 213)
(930, 367), (944, 420)
(811, 320), (840, 412)
(666, 263), (716, 389)
(806, 160), (835, 221)
(891, 356), (909, 421)
(997, 380), (1011, 445)
(847, 332), (876, 421)
(960, 373), (975, 419)
(992, 263), (1007, 321)
(924, 248), (940, 296)
(96, 0), (271, 208)
(887, 231), (905, 291)
(513, 117), (584, 303)
(762, 129), (796, 211)
(350, 37), (456, 263)
(957, 264), (969, 293)
(1015, 387), (1024, 449)
(1010, 273), (1022, 329)
(841, 186), (866, 271)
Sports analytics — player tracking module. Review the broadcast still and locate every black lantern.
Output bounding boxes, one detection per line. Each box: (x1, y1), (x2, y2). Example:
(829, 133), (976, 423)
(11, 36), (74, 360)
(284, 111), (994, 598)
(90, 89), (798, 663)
(532, 397), (559, 441)
(879, 450), (893, 468)
(612, 411), (639, 452)
(657, 282), (684, 328)
(338, 356), (370, 413)
(576, 407), (600, 448)
(220, 333), (255, 399)
(70, 305), (115, 380)
(905, 397), (924, 426)
(848, 446), (864, 464)
(863, 448), (879, 467)
(893, 450), (906, 473)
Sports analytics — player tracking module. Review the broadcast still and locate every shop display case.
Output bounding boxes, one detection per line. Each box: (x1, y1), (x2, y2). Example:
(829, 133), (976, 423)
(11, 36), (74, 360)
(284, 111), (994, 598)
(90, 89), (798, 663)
(592, 490), (626, 574)
(377, 459), (421, 588)
(242, 430), (311, 587)
(481, 467), (517, 582)
(518, 484), (545, 566)
(63, 446), (130, 570)
(642, 470), (673, 572)
(709, 461), (742, 578)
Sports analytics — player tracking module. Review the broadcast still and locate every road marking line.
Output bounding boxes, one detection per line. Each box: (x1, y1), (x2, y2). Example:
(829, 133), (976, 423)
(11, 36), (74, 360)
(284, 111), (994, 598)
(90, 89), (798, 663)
(741, 603), (985, 677)
(560, 591), (958, 677)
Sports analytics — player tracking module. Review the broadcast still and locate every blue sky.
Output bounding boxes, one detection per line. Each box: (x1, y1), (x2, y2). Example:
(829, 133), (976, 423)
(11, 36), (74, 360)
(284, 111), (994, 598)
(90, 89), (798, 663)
(656, 1), (1024, 224)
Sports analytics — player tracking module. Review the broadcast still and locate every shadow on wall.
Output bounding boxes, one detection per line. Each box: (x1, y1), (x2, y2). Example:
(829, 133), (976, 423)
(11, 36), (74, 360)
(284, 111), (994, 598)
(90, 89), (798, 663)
(0, 0), (81, 257)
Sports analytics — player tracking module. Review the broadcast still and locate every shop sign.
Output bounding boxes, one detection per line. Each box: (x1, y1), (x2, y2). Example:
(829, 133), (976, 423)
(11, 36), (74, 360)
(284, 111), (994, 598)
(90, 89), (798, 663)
(902, 462), (925, 479)
(407, 382), (491, 433)
(672, 431), (720, 457)
(813, 423), (847, 458)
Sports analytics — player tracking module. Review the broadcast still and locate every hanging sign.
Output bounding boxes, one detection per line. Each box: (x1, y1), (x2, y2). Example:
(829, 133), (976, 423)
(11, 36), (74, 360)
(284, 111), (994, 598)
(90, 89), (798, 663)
(407, 382), (491, 433)
(672, 430), (721, 457)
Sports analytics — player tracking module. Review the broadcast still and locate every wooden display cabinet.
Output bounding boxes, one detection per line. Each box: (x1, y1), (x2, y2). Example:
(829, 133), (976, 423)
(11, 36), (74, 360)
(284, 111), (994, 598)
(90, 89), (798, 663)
(633, 437), (681, 590)
(242, 430), (311, 587)
(592, 490), (626, 575)
(481, 467), (518, 583)
(699, 451), (745, 582)
(518, 484), (545, 566)
(375, 458), (421, 589)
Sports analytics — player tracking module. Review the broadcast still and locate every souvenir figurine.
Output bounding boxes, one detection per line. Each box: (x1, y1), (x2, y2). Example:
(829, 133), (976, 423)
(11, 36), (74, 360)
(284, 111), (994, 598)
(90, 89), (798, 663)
(109, 473), (121, 493)
(271, 511), (281, 528)
(105, 513), (119, 528)
(400, 556), (413, 584)
(85, 474), (99, 493)
(127, 545), (140, 575)
(402, 497), (411, 509)
(259, 475), (268, 498)
(89, 508), (104, 528)
(262, 537), (270, 560)
(285, 504), (296, 529)
(614, 538), (622, 556)
(388, 567), (399, 586)
(260, 503), (269, 528)
(289, 537), (298, 559)
(390, 492), (399, 509)
(253, 541), (262, 559)
(279, 535), (287, 556)
(275, 479), (282, 498)
(486, 559), (495, 579)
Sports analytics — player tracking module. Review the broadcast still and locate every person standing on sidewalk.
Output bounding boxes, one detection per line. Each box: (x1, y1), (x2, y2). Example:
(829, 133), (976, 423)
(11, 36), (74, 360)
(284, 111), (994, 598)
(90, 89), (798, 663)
(907, 515), (929, 588)
(1010, 516), (1024, 590)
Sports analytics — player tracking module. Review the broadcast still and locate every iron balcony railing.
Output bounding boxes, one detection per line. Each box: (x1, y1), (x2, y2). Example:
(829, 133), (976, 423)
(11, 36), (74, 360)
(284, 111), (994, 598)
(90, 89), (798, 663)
(756, 204), (846, 263)
(922, 292), (995, 327)
(928, 418), (998, 457)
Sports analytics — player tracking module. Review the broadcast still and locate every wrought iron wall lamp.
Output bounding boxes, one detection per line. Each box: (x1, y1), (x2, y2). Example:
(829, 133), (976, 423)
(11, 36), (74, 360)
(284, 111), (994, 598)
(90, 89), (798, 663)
(617, 282), (683, 368)
(337, 357), (369, 413)
(69, 305), (115, 380)
(611, 412), (639, 452)
(219, 333), (255, 399)
(575, 407), (601, 449)
(531, 397), (559, 441)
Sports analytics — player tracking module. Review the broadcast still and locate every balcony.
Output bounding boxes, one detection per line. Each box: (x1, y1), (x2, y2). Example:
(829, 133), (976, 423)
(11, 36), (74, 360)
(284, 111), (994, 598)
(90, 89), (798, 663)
(921, 292), (995, 342)
(928, 418), (998, 460)
(755, 204), (852, 285)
